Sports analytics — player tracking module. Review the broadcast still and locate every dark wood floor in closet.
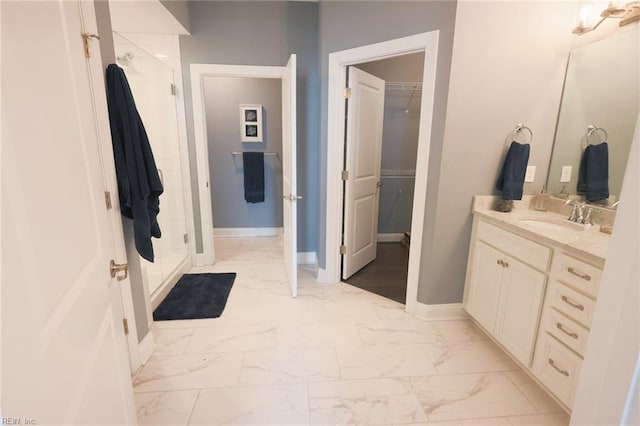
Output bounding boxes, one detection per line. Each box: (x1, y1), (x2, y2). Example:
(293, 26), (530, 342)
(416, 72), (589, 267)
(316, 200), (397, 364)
(344, 242), (409, 304)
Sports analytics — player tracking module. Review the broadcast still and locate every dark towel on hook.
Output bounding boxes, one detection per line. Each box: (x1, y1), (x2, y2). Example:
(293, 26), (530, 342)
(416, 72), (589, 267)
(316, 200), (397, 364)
(496, 141), (530, 200)
(106, 64), (163, 262)
(243, 152), (265, 203)
(577, 142), (609, 202)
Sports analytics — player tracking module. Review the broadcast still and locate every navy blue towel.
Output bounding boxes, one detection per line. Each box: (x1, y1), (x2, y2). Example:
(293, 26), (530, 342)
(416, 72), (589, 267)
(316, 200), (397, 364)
(496, 141), (530, 200)
(577, 142), (609, 202)
(243, 152), (265, 203)
(106, 64), (163, 262)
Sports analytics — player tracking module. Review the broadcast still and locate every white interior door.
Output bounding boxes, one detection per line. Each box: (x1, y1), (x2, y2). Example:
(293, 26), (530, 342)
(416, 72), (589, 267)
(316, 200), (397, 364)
(342, 67), (386, 279)
(282, 54), (298, 297)
(1, 1), (136, 423)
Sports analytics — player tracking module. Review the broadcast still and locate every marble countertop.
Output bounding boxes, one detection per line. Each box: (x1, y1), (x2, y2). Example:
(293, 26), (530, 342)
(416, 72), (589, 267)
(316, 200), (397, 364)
(472, 196), (610, 267)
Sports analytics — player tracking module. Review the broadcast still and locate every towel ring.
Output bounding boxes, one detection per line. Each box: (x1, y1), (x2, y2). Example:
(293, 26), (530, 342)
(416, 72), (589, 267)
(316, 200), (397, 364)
(511, 124), (533, 144)
(585, 125), (608, 146)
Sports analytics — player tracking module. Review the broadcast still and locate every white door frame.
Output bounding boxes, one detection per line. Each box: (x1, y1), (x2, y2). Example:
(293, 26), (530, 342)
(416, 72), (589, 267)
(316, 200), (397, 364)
(322, 31), (439, 315)
(190, 63), (287, 265)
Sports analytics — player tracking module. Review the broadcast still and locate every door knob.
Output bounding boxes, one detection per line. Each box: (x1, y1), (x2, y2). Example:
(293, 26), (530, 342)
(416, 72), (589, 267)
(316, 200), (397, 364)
(110, 260), (128, 281)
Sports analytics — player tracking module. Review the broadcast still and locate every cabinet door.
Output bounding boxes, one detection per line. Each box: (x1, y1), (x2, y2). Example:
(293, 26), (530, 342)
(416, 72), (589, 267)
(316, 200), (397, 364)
(495, 256), (546, 366)
(465, 241), (504, 332)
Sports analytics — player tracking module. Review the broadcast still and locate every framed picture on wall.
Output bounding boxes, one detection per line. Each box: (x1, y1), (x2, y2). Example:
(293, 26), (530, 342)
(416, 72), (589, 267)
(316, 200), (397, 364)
(240, 104), (263, 143)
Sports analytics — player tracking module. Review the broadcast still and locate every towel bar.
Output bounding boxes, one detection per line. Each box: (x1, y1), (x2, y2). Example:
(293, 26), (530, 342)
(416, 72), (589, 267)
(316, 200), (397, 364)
(584, 125), (608, 147)
(512, 123), (533, 144)
(231, 151), (279, 156)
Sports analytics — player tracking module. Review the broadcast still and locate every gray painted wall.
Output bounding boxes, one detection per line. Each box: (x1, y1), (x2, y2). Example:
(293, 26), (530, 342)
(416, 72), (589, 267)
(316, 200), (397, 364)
(317, 1), (458, 290)
(358, 54), (424, 234)
(203, 77), (283, 228)
(160, 0), (191, 33)
(418, 1), (575, 304)
(180, 1), (319, 253)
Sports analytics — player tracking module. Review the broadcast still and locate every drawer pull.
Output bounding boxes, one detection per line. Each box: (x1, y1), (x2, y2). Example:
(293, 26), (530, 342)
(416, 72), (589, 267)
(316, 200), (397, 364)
(556, 322), (579, 339)
(497, 259), (503, 266)
(567, 267), (591, 281)
(548, 358), (570, 377)
(561, 295), (585, 311)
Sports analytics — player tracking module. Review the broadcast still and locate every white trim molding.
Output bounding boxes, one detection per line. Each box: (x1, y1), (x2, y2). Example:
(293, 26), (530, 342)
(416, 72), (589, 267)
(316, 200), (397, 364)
(190, 63), (286, 266)
(137, 330), (156, 367)
(377, 233), (404, 243)
(413, 303), (469, 321)
(297, 252), (317, 265)
(322, 31), (440, 317)
(213, 227), (283, 238)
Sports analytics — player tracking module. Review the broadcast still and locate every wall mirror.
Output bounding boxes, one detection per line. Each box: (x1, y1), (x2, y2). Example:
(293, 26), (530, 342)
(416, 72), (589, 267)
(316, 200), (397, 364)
(546, 26), (639, 208)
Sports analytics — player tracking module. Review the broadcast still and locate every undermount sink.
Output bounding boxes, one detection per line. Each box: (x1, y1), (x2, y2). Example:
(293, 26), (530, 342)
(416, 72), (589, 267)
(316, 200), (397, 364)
(518, 217), (585, 233)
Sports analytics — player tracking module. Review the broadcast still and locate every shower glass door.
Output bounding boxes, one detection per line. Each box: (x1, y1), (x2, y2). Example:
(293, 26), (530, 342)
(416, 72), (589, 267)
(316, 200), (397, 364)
(113, 33), (189, 295)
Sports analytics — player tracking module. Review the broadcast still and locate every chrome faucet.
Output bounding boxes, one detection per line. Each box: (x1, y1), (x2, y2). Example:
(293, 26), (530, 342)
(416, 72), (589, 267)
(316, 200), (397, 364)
(582, 208), (594, 226)
(565, 200), (583, 223)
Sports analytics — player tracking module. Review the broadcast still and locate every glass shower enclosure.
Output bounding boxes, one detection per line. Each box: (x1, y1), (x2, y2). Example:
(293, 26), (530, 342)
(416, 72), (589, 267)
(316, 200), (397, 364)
(113, 33), (189, 296)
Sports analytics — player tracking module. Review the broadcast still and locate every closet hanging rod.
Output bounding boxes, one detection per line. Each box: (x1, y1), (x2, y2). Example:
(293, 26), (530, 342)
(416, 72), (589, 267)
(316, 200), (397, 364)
(385, 81), (423, 90)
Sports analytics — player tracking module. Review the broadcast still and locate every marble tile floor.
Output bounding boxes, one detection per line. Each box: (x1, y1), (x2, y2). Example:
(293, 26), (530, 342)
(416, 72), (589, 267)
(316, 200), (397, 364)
(133, 237), (569, 426)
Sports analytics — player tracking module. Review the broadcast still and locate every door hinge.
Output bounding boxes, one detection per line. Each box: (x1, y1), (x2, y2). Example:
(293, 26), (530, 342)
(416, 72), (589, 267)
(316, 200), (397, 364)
(104, 191), (112, 210)
(340, 245), (347, 255)
(341, 170), (349, 181)
(183, 233), (189, 244)
(122, 318), (129, 335)
(82, 33), (100, 58)
(170, 83), (177, 96)
(343, 87), (351, 99)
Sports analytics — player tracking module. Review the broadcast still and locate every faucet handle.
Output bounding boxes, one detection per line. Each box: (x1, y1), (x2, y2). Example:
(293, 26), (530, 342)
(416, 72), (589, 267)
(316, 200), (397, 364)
(582, 208), (594, 226)
(576, 203), (584, 223)
(568, 204), (580, 222)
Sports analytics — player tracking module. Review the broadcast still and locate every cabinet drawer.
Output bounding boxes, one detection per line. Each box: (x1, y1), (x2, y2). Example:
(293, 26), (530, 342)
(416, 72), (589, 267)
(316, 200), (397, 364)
(551, 253), (602, 298)
(477, 220), (551, 271)
(548, 281), (596, 328)
(543, 308), (590, 356)
(534, 332), (583, 408)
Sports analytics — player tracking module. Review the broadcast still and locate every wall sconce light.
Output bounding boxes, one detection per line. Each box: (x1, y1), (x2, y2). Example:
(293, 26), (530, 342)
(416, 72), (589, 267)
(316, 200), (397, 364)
(572, 1), (640, 35)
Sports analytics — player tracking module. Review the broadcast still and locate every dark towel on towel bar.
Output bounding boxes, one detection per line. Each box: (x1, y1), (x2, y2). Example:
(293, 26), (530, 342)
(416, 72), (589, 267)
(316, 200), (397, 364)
(496, 141), (530, 200)
(577, 142), (609, 202)
(243, 152), (265, 203)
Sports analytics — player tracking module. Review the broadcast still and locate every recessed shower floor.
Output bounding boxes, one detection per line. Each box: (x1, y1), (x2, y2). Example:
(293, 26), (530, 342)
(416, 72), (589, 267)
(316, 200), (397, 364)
(132, 237), (569, 426)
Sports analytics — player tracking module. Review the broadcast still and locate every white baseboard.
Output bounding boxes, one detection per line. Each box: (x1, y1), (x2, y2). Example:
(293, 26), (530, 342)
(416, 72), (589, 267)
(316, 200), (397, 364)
(412, 302), (468, 321)
(213, 227), (283, 238)
(138, 330), (156, 365)
(297, 252), (317, 265)
(377, 233), (404, 242)
(316, 267), (338, 284)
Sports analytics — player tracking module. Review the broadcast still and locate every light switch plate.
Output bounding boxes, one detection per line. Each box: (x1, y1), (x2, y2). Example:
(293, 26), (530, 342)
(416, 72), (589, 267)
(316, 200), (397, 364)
(525, 165), (536, 182)
(561, 165), (572, 183)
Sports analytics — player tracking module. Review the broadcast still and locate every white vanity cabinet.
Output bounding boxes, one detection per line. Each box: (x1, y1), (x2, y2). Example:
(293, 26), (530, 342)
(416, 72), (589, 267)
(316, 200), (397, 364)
(463, 212), (605, 412)
(464, 219), (549, 367)
(532, 253), (603, 408)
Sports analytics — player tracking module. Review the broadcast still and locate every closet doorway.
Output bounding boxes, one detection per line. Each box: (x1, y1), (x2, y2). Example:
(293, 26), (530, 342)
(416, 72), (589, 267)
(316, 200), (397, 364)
(324, 31), (439, 315)
(341, 53), (424, 304)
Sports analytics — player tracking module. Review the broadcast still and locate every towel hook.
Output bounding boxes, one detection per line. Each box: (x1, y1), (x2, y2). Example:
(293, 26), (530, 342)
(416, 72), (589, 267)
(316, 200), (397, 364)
(511, 123), (533, 144)
(584, 125), (608, 147)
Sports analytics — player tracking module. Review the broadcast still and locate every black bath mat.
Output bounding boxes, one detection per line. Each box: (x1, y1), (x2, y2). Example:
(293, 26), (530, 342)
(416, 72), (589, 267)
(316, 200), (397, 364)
(153, 273), (236, 321)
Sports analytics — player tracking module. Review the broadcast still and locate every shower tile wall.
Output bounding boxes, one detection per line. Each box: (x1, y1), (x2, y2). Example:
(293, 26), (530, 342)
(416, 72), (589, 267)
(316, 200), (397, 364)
(114, 33), (189, 295)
